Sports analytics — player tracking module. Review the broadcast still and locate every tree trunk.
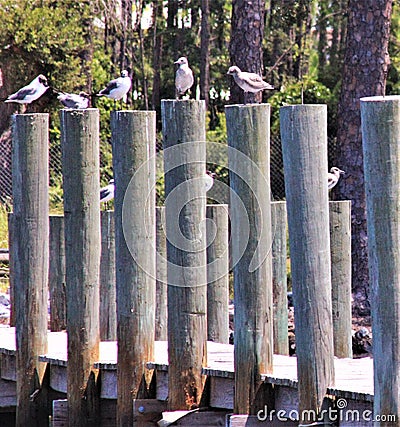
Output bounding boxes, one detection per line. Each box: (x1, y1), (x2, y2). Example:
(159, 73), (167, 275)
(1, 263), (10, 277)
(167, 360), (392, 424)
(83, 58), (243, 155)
(335, 0), (393, 319)
(229, 0), (265, 105)
(200, 0), (210, 108)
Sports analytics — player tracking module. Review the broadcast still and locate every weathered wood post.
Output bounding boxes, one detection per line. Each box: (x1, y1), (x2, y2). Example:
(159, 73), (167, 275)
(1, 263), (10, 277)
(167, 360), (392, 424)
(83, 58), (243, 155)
(60, 109), (101, 427)
(361, 95), (400, 424)
(7, 212), (15, 327)
(329, 201), (352, 358)
(162, 99), (207, 410)
(100, 210), (116, 341)
(111, 110), (156, 426)
(155, 206), (167, 341)
(49, 215), (66, 331)
(280, 104), (334, 418)
(271, 201), (289, 355)
(225, 104), (273, 414)
(206, 204), (229, 343)
(12, 113), (49, 427)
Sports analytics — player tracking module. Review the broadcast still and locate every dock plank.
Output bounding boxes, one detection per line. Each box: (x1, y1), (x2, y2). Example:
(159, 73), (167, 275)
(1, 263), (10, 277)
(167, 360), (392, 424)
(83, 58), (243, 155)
(0, 326), (374, 406)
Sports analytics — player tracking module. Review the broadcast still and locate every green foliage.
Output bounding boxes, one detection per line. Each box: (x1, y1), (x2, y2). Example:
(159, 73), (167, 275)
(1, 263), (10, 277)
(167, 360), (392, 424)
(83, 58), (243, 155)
(0, 204), (10, 249)
(268, 77), (335, 134)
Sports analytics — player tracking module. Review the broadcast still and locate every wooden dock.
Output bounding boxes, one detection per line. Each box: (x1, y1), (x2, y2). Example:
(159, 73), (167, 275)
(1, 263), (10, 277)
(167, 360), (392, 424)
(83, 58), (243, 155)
(0, 326), (374, 425)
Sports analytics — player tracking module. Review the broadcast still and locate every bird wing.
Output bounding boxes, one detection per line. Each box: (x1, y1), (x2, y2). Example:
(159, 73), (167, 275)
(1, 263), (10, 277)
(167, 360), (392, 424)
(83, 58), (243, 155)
(327, 173), (337, 189)
(7, 86), (36, 101)
(244, 73), (265, 84)
(100, 187), (111, 201)
(98, 79), (119, 96)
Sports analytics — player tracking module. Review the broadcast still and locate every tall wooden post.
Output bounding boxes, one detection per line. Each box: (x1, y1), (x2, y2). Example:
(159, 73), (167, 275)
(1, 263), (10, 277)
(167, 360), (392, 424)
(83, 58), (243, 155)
(12, 113), (49, 427)
(155, 206), (167, 341)
(271, 201), (288, 355)
(225, 104), (273, 414)
(100, 211), (116, 341)
(49, 215), (66, 331)
(111, 110), (156, 426)
(162, 99), (207, 410)
(329, 201), (352, 358)
(280, 105), (334, 418)
(60, 109), (101, 427)
(206, 204), (229, 344)
(361, 95), (400, 424)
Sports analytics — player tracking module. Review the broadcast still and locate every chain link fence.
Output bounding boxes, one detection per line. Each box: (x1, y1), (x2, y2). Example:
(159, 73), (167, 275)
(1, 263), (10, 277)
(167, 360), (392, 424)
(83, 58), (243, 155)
(0, 134), (337, 206)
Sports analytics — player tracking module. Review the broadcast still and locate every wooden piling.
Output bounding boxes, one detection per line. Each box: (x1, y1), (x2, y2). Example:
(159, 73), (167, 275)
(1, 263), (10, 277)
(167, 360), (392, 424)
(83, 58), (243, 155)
(162, 99), (208, 410)
(280, 104), (334, 418)
(225, 103), (273, 414)
(7, 212), (15, 327)
(155, 206), (167, 341)
(100, 211), (116, 341)
(271, 201), (289, 355)
(111, 110), (156, 426)
(329, 201), (352, 358)
(206, 204), (230, 344)
(12, 113), (49, 427)
(49, 215), (66, 332)
(361, 95), (400, 424)
(60, 109), (101, 427)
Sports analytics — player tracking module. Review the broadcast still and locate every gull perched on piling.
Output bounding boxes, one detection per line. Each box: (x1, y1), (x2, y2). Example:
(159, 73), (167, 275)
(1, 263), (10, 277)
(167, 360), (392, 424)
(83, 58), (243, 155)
(4, 74), (49, 105)
(227, 66), (274, 99)
(328, 167), (345, 190)
(100, 179), (115, 209)
(204, 170), (216, 192)
(97, 70), (131, 109)
(175, 57), (194, 98)
(57, 91), (90, 109)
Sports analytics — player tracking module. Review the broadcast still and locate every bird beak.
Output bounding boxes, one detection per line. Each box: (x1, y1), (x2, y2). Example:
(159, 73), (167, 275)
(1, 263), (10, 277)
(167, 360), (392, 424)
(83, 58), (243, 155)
(340, 169), (345, 174)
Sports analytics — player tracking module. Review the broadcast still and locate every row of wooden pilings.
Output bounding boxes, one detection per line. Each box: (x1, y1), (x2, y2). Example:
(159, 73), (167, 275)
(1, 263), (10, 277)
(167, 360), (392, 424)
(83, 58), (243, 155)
(8, 96), (399, 426)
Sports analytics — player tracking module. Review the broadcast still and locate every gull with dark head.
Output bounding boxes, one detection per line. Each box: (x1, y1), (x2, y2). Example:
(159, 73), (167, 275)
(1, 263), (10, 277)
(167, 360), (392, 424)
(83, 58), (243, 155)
(175, 57), (194, 98)
(328, 167), (345, 190)
(97, 70), (131, 109)
(227, 66), (273, 103)
(57, 91), (90, 109)
(5, 74), (49, 105)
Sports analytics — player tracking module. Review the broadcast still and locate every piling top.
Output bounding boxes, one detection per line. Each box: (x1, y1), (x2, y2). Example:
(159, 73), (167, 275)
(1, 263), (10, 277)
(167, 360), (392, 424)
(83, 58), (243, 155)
(162, 99), (205, 104)
(12, 112), (49, 117)
(280, 103), (327, 111)
(60, 107), (98, 113)
(360, 95), (400, 103)
(225, 103), (270, 109)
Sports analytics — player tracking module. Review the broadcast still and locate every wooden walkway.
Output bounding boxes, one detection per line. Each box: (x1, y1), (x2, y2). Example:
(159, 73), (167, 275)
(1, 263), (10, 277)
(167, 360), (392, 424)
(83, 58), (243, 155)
(0, 325), (373, 408)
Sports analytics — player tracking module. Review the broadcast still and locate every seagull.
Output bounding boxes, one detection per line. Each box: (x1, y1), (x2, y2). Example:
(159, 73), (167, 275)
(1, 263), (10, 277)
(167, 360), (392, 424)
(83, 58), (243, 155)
(175, 57), (194, 98)
(328, 167), (345, 190)
(57, 91), (90, 109)
(204, 170), (216, 192)
(4, 74), (49, 105)
(100, 179), (115, 209)
(227, 66), (273, 103)
(97, 70), (131, 109)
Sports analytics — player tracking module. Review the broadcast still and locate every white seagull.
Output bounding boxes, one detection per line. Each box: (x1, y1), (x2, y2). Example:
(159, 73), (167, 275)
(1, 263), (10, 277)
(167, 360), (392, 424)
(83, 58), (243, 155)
(328, 167), (345, 190)
(204, 170), (216, 192)
(227, 66), (273, 101)
(57, 91), (90, 109)
(97, 70), (131, 109)
(4, 74), (49, 104)
(175, 57), (194, 98)
(100, 179), (115, 209)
